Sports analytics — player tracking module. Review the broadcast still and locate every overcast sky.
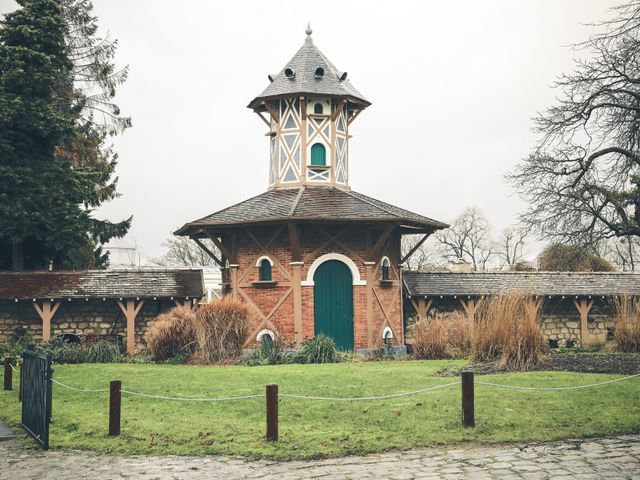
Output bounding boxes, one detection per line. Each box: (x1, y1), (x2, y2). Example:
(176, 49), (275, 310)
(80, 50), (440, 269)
(1, 0), (622, 262)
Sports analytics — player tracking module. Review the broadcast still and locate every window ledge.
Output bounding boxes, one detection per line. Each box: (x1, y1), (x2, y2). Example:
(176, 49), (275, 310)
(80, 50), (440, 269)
(379, 279), (394, 287)
(308, 165), (331, 170)
(251, 280), (278, 288)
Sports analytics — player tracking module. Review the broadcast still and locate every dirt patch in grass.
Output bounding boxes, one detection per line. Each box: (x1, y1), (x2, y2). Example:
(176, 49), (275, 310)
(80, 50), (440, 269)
(439, 352), (640, 376)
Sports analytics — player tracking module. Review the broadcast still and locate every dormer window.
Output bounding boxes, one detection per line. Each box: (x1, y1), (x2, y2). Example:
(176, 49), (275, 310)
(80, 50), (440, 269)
(257, 256), (273, 281)
(310, 143), (326, 166)
(314, 103), (324, 115)
(381, 257), (391, 281)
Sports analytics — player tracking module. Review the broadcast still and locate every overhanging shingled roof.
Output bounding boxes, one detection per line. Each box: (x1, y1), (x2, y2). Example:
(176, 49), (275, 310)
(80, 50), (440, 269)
(0, 269), (204, 300)
(175, 187), (448, 235)
(248, 32), (369, 110)
(404, 271), (640, 297)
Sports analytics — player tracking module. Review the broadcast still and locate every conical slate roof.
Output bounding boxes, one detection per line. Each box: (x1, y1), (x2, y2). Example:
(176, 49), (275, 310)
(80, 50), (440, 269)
(248, 27), (370, 110)
(175, 187), (448, 236)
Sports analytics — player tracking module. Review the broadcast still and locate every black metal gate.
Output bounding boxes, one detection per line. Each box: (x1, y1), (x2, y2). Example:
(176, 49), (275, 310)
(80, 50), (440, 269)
(21, 350), (52, 449)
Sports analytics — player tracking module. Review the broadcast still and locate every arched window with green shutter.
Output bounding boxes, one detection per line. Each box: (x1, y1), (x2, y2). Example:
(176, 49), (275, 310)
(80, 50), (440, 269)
(310, 143), (326, 166)
(259, 258), (272, 281)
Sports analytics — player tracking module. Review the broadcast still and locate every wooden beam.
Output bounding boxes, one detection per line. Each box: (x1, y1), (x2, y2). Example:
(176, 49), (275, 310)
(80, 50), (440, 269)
(331, 99), (347, 121)
(256, 111), (271, 127)
(291, 262), (303, 345)
(262, 101), (279, 123)
(33, 300), (61, 342)
(368, 225), (396, 262)
(365, 263), (375, 349)
(460, 298), (482, 322)
(117, 299), (144, 355)
(401, 233), (430, 264)
(573, 298), (594, 345)
(288, 223), (301, 262)
(193, 238), (223, 267)
(347, 108), (362, 126)
(300, 95), (306, 121)
(208, 235), (235, 264)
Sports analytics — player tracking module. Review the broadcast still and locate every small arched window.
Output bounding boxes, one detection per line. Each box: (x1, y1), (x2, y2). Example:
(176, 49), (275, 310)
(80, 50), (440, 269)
(310, 143), (326, 166)
(381, 257), (391, 281)
(259, 258), (272, 281)
(314, 102), (323, 115)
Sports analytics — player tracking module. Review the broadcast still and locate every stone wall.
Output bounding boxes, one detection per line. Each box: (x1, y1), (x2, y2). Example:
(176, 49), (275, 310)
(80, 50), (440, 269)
(0, 299), (173, 353)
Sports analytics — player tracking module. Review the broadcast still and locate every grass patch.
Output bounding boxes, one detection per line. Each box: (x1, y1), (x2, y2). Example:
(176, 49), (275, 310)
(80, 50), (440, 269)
(1, 361), (639, 460)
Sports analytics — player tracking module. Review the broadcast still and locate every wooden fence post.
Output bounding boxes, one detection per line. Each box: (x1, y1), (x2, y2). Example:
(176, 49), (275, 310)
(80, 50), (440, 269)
(266, 384), (278, 441)
(3, 357), (12, 391)
(109, 380), (121, 436)
(18, 362), (22, 402)
(461, 371), (474, 427)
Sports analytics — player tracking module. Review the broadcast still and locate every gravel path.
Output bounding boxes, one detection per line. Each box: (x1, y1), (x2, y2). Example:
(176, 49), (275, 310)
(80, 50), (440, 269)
(1, 435), (639, 479)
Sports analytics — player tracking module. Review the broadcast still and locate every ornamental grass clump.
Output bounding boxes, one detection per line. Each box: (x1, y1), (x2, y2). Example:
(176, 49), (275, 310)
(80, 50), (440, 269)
(85, 340), (122, 363)
(471, 293), (544, 370)
(145, 306), (197, 362)
(612, 296), (640, 353)
(193, 297), (251, 363)
(410, 312), (472, 360)
(292, 334), (340, 364)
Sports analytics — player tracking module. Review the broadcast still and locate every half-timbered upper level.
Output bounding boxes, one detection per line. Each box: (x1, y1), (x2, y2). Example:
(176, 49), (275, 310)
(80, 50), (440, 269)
(247, 26), (370, 190)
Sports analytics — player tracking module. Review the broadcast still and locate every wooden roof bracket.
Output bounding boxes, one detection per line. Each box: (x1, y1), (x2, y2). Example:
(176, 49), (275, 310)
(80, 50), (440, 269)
(192, 238), (224, 268)
(331, 99), (347, 121)
(207, 234), (236, 264)
(401, 232), (431, 264)
(255, 110), (271, 128)
(262, 101), (279, 123)
(368, 224), (396, 262)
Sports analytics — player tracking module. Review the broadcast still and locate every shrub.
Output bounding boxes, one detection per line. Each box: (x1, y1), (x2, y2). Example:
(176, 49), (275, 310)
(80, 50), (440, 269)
(1, 327), (35, 359)
(471, 294), (544, 370)
(85, 340), (122, 363)
(146, 306), (197, 362)
(35, 337), (86, 364)
(612, 296), (640, 353)
(193, 297), (251, 363)
(291, 334), (340, 364)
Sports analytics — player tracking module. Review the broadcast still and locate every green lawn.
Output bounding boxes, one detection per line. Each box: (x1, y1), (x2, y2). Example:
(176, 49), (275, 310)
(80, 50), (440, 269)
(1, 360), (639, 459)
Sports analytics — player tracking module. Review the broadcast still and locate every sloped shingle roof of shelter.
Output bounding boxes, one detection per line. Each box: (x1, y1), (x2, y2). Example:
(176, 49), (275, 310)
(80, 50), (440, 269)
(248, 30), (369, 110)
(404, 271), (640, 297)
(175, 187), (447, 235)
(0, 269), (204, 300)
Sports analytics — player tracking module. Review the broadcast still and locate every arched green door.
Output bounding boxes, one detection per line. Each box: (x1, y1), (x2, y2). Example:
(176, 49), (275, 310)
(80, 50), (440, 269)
(313, 260), (354, 350)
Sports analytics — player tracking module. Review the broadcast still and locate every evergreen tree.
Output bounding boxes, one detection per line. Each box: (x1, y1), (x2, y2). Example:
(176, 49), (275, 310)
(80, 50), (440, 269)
(0, 0), (86, 269)
(0, 0), (131, 270)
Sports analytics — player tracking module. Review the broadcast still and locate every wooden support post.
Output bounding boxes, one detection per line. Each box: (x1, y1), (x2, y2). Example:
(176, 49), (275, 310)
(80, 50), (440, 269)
(109, 380), (121, 436)
(117, 299), (144, 355)
(229, 265), (239, 299)
(461, 371), (474, 428)
(416, 297), (433, 321)
(291, 262), (303, 345)
(266, 384), (278, 441)
(33, 300), (61, 342)
(3, 358), (12, 391)
(573, 298), (593, 346)
(460, 298), (481, 323)
(365, 262), (375, 349)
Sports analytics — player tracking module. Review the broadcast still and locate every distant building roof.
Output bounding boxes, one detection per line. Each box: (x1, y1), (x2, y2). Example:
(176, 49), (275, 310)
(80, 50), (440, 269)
(248, 27), (369, 110)
(0, 269), (204, 300)
(404, 271), (640, 297)
(175, 187), (448, 236)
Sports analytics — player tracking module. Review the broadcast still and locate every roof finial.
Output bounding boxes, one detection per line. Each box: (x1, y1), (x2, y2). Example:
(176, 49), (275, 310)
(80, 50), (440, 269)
(305, 22), (313, 38)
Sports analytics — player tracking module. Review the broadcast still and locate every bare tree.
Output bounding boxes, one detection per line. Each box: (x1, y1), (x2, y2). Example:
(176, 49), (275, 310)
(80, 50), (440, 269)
(401, 235), (447, 271)
(508, 2), (640, 247)
(497, 227), (528, 269)
(436, 207), (495, 271)
(602, 235), (640, 271)
(152, 235), (219, 267)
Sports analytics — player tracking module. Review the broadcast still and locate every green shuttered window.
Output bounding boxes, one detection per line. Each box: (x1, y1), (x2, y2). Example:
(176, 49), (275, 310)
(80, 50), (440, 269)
(259, 259), (272, 281)
(310, 143), (326, 166)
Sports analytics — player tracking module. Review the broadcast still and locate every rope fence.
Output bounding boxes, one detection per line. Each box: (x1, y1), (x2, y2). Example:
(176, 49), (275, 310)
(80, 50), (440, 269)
(5, 357), (640, 443)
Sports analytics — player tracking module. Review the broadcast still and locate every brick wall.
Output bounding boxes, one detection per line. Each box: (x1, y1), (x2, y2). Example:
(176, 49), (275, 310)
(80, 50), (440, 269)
(232, 223), (403, 349)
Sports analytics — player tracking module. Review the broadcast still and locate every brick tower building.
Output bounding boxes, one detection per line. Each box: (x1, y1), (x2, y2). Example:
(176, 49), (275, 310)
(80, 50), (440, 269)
(176, 27), (446, 351)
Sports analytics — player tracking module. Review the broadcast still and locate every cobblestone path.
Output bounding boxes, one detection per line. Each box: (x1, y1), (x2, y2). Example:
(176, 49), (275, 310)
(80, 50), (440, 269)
(1, 435), (639, 479)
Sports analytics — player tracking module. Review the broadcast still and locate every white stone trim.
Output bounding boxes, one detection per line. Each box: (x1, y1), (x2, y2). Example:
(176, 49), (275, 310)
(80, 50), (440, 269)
(255, 256), (274, 267)
(302, 253), (366, 286)
(256, 329), (275, 342)
(381, 256), (390, 267)
(382, 326), (393, 339)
